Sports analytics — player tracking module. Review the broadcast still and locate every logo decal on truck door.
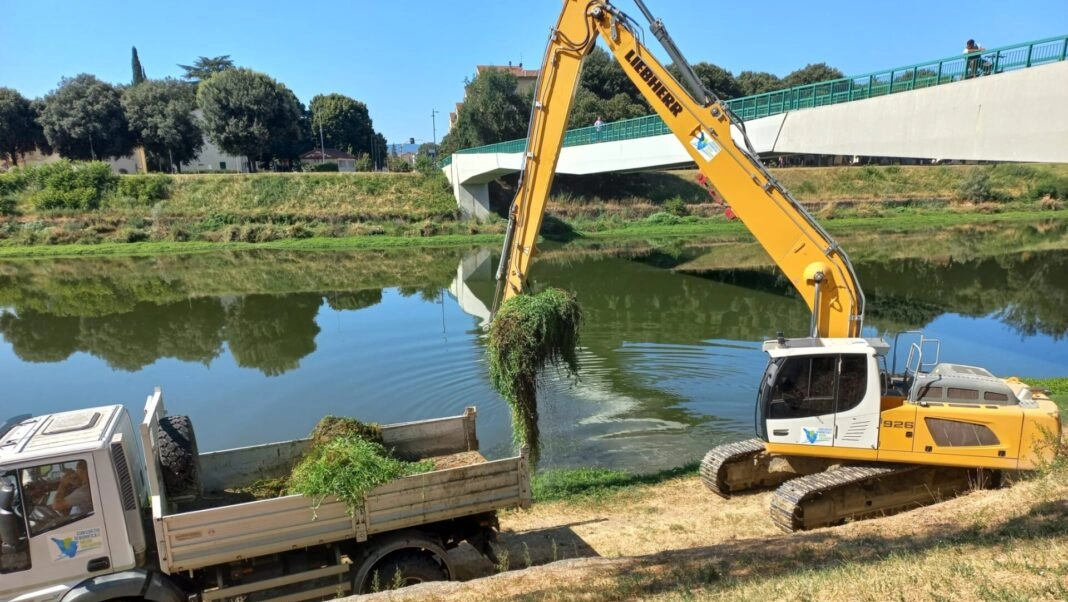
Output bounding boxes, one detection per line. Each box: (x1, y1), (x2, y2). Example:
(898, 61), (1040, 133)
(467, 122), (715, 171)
(51, 527), (102, 561)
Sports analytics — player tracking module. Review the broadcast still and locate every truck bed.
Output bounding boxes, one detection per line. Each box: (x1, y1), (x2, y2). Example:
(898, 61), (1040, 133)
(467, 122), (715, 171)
(139, 393), (531, 574)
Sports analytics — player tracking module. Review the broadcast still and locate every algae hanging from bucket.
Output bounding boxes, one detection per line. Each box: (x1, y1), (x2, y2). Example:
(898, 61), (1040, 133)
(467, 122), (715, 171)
(487, 287), (582, 466)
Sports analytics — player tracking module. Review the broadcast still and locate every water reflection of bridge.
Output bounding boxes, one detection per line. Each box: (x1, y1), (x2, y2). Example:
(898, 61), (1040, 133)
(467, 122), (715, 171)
(447, 248), (492, 326)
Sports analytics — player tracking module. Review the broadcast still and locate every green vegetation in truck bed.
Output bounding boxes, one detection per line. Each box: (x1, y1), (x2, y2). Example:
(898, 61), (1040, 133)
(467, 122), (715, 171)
(243, 414), (433, 512)
(289, 436), (433, 514)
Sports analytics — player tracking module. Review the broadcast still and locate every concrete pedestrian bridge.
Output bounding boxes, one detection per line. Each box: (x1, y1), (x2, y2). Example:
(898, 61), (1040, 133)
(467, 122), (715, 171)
(443, 36), (1068, 218)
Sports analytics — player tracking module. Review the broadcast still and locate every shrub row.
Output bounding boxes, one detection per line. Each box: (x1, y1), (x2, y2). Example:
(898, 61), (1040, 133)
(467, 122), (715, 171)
(0, 161), (171, 211)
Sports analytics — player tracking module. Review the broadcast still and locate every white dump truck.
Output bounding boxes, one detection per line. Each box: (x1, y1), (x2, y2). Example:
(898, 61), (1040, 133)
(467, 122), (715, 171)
(1, 388), (531, 601)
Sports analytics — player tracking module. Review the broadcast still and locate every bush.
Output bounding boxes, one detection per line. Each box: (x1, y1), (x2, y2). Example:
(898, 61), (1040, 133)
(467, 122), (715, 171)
(305, 162), (339, 172)
(387, 156), (412, 173)
(116, 175), (171, 204)
(20, 161), (118, 211)
(663, 198), (688, 217)
(1029, 173), (1068, 201)
(414, 154), (439, 175)
(957, 167), (995, 202)
(0, 168), (29, 196)
(355, 153), (373, 172)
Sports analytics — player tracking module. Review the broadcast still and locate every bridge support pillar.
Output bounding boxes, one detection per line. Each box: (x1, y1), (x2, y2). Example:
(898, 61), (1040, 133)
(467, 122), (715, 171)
(454, 181), (490, 219)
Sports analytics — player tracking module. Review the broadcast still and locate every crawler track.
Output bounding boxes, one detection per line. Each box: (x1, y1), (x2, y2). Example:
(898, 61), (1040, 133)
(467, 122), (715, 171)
(769, 465), (989, 532)
(700, 439), (837, 497)
(699, 439), (767, 497)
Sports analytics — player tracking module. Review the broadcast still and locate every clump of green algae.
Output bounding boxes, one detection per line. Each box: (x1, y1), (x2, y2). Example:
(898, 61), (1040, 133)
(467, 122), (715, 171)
(487, 288), (582, 466)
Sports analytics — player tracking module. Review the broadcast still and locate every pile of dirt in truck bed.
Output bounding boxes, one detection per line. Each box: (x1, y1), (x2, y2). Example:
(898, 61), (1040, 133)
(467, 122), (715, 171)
(488, 288), (581, 466)
(428, 450), (486, 471)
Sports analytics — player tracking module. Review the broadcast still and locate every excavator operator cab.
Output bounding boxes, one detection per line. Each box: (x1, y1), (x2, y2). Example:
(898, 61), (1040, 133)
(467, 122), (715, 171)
(756, 337), (888, 448)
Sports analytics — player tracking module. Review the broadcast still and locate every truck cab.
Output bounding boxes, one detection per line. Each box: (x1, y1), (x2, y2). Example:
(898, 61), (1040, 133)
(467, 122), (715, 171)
(1, 405), (170, 602)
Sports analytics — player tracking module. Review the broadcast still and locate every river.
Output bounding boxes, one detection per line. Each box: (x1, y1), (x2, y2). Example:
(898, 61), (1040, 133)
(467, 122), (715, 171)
(2, 227), (1066, 472)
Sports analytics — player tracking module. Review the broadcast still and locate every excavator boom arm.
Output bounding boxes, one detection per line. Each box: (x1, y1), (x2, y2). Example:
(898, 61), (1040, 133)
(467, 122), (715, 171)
(495, 0), (864, 338)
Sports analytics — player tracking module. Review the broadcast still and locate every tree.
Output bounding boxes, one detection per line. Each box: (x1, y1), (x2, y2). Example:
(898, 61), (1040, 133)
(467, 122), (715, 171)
(782, 63), (845, 88)
(565, 47), (650, 128)
(440, 69), (531, 155)
(122, 78), (203, 171)
(580, 47), (647, 108)
(131, 47), (147, 86)
(372, 132), (387, 170)
(666, 62), (743, 102)
(179, 55), (235, 84)
(265, 90), (312, 168)
(197, 68), (301, 172)
(0, 87), (46, 166)
(38, 74), (132, 160)
(691, 63), (743, 100)
(736, 71), (782, 96)
(568, 88), (648, 129)
(309, 93), (376, 157)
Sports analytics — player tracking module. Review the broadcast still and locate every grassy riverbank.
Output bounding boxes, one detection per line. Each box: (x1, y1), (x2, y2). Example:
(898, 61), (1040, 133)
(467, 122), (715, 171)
(0, 162), (1065, 257)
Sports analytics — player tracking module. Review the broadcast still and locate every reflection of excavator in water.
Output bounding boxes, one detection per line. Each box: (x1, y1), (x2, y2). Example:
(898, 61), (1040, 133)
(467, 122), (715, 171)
(492, 0), (1062, 531)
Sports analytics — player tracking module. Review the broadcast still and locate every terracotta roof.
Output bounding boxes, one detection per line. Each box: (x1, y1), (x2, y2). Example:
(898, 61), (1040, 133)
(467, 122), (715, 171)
(300, 148), (355, 160)
(476, 64), (539, 78)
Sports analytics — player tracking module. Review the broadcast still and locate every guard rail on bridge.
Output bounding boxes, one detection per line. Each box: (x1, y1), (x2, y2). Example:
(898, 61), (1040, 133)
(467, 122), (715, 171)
(441, 34), (1067, 167)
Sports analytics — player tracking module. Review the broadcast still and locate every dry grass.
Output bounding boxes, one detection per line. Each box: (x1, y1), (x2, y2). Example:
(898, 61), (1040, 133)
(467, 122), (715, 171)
(353, 440), (1068, 602)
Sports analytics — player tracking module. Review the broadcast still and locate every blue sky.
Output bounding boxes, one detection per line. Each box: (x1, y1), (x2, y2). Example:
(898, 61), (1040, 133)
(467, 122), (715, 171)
(1, 1), (1064, 145)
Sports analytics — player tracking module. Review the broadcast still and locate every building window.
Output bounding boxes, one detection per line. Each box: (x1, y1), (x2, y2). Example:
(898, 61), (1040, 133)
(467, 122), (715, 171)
(219, 162), (227, 170)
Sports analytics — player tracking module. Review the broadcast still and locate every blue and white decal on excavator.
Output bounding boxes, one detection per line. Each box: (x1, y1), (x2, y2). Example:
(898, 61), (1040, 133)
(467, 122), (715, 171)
(801, 426), (833, 444)
(690, 130), (720, 161)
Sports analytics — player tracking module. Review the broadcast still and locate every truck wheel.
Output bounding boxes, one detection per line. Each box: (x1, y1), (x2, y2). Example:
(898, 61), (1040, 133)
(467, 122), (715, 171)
(157, 415), (202, 502)
(360, 551), (448, 593)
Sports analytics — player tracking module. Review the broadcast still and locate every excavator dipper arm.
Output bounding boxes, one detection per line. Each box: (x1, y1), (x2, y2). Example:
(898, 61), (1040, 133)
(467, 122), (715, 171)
(494, 0), (865, 339)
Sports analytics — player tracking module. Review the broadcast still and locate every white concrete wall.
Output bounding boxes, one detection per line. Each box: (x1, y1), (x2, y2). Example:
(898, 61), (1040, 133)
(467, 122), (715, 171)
(773, 61), (1068, 163)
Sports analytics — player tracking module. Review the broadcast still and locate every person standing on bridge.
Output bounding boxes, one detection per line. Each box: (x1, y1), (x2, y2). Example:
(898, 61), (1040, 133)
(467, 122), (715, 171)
(964, 39), (986, 79)
(594, 116), (604, 139)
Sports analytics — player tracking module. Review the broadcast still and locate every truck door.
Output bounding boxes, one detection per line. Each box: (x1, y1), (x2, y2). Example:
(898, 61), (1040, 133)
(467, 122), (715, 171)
(16, 456), (113, 591)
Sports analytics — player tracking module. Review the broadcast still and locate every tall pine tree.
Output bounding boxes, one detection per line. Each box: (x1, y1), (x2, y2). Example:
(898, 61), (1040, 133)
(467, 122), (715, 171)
(131, 47), (147, 85)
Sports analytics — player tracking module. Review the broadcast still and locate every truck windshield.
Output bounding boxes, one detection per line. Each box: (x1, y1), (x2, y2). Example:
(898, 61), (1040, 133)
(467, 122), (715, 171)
(1, 470), (31, 573)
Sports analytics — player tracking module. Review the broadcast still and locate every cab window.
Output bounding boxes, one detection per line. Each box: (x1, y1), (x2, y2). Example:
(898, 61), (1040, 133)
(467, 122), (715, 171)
(19, 459), (95, 538)
(766, 354), (869, 420)
(1, 471), (31, 573)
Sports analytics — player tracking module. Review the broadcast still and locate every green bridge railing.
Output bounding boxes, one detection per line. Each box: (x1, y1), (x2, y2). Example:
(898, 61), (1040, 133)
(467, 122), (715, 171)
(441, 34), (1066, 168)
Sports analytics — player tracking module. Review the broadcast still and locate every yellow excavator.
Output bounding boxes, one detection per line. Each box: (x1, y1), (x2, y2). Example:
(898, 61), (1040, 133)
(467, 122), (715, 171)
(492, 0), (1062, 531)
